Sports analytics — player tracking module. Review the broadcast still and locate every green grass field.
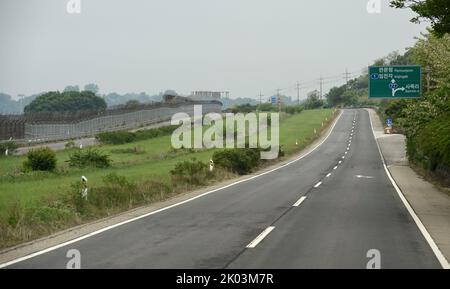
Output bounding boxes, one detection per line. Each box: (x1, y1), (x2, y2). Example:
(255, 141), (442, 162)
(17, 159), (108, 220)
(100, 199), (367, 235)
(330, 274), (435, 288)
(0, 109), (335, 218)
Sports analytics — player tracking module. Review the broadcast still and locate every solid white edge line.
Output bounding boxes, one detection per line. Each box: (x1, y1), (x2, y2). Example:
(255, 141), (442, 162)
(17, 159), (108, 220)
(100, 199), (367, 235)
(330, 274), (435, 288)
(293, 196), (307, 207)
(314, 181), (322, 188)
(246, 226), (275, 248)
(366, 108), (449, 269)
(0, 110), (345, 268)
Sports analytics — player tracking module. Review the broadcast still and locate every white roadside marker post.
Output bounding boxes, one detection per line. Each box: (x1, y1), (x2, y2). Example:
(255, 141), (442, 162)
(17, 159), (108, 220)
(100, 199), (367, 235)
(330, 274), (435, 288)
(209, 159), (214, 172)
(81, 176), (88, 200)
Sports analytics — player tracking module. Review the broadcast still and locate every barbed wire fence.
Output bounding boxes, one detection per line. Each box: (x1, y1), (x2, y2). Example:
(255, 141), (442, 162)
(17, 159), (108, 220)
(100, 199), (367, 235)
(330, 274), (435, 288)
(0, 101), (222, 143)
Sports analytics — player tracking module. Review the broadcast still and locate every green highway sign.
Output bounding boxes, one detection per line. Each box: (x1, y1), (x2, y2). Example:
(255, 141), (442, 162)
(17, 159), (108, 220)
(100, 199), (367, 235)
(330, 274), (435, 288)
(369, 66), (422, 98)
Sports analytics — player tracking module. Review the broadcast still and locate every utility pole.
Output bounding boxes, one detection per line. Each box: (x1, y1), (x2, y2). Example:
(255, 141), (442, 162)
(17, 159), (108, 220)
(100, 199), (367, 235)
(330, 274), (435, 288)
(258, 91), (264, 106)
(18, 94), (24, 114)
(296, 82), (300, 105)
(319, 76), (323, 100)
(276, 88), (281, 112)
(344, 69), (351, 88)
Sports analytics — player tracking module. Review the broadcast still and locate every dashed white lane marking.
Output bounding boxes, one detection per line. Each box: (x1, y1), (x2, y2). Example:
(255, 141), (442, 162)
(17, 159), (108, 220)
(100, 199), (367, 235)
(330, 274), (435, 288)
(342, 156), (345, 159)
(326, 173), (332, 178)
(246, 226), (275, 248)
(314, 181), (322, 188)
(345, 151), (348, 155)
(333, 166), (338, 170)
(338, 160), (342, 164)
(293, 196), (307, 207)
(355, 175), (374, 179)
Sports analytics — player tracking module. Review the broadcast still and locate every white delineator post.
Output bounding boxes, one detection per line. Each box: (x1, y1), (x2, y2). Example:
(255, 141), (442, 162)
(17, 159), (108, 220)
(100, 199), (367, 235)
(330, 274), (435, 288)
(81, 176), (88, 200)
(209, 159), (214, 172)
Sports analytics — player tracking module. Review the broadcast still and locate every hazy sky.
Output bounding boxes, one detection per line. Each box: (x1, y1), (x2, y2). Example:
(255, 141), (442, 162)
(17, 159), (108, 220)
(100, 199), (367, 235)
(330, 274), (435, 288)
(0, 0), (427, 100)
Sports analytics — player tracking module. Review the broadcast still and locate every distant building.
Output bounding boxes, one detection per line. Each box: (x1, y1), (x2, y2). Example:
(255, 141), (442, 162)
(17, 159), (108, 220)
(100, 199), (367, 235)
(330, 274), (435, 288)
(189, 91), (227, 101)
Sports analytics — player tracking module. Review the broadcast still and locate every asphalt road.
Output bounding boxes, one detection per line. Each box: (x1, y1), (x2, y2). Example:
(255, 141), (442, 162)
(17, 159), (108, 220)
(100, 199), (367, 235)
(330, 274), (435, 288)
(6, 109), (441, 269)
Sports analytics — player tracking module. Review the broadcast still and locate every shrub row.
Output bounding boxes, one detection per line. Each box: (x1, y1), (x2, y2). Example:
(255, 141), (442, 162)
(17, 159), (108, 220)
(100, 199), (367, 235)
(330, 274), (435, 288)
(21, 147), (112, 172)
(170, 158), (213, 186)
(68, 149), (111, 168)
(212, 148), (262, 175)
(96, 125), (179, 145)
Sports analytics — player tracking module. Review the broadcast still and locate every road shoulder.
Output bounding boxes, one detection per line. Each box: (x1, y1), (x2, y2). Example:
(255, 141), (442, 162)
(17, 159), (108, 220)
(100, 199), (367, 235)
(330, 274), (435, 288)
(367, 108), (450, 267)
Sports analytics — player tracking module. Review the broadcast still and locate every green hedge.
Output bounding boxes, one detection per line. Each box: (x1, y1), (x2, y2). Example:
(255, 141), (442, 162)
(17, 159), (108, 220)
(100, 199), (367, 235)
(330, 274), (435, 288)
(212, 148), (261, 175)
(96, 125), (179, 145)
(416, 114), (450, 171)
(23, 147), (57, 172)
(68, 149), (111, 168)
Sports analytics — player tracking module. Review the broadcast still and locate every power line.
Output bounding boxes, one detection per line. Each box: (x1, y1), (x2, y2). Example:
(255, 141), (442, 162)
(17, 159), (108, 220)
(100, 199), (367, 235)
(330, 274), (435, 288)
(257, 66), (366, 102)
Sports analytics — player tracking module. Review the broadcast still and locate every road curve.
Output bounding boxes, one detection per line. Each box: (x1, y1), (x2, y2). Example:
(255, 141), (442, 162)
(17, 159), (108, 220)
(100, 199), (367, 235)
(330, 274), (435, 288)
(5, 109), (441, 269)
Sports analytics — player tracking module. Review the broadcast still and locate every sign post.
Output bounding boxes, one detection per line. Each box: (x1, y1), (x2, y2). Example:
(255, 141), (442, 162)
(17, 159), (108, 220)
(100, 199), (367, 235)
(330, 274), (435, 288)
(386, 117), (393, 127)
(369, 66), (422, 98)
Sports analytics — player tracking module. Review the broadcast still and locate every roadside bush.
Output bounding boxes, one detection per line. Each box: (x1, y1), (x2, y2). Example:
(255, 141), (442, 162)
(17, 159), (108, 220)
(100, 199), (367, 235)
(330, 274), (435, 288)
(96, 131), (136, 145)
(111, 147), (145, 154)
(0, 141), (18, 156)
(67, 173), (174, 216)
(68, 149), (111, 168)
(170, 158), (211, 186)
(257, 103), (277, 112)
(284, 105), (304, 114)
(23, 147), (57, 171)
(90, 173), (137, 211)
(213, 148), (261, 175)
(416, 114), (450, 172)
(96, 125), (179, 145)
(136, 179), (174, 203)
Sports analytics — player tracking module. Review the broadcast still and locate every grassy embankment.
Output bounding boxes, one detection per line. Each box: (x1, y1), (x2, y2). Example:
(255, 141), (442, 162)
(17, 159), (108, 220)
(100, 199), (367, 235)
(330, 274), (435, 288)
(0, 109), (336, 249)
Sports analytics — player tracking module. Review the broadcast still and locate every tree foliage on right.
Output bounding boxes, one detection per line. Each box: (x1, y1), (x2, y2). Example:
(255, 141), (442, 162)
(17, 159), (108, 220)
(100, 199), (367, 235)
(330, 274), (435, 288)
(390, 0), (450, 37)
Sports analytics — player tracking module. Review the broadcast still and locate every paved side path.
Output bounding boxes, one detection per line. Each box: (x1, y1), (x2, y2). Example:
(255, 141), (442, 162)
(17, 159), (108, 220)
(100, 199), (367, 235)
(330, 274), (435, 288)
(368, 108), (450, 264)
(13, 120), (173, 156)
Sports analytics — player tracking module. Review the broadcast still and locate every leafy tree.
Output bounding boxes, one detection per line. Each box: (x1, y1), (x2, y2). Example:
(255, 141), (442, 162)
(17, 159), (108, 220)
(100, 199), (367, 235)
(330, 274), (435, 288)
(408, 32), (450, 87)
(390, 0), (450, 36)
(63, 85), (80, 92)
(342, 90), (359, 106)
(303, 90), (324, 109)
(84, 83), (99, 94)
(24, 91), (107, 114)
(326, 86), (347, 107)
(125, 100), (142, 109)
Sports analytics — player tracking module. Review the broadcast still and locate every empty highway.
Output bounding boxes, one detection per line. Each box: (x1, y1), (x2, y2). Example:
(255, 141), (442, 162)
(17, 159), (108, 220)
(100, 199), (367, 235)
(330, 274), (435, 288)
(4, 109), (442, 269)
